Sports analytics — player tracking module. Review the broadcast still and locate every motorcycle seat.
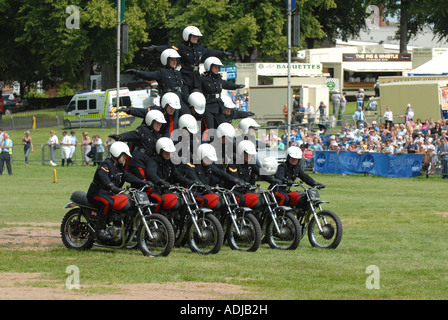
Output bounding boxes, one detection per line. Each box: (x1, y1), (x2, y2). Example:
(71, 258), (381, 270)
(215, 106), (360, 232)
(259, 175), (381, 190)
(71, 191), (98, 210)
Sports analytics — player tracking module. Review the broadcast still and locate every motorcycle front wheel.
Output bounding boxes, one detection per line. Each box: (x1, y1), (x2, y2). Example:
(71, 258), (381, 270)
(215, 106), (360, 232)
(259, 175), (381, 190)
(137, 214), (175, 257)
(266, 211), (301, 250)
(61, 208), (94, 251)
(226, 212), (262, 252)
(188, 213), (224, 255)
(308, 210), (343, 249)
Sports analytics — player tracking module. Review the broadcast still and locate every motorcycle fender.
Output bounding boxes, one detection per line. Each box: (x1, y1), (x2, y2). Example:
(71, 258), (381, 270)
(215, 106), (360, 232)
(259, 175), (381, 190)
(275, 206), (292, 212)
(63, 202), (76, 209)
(199, 208), (213, 214)
(235, 207), (252, 213)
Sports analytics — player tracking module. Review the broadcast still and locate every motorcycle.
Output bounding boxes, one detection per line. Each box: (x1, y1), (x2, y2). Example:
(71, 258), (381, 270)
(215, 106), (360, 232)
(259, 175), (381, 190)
(61, 186), (175, 257)
(211, 185), (262, 252)
(289, 182), (343, 249)
(161, 184), (224, 255)
(251, 184), (302, 250)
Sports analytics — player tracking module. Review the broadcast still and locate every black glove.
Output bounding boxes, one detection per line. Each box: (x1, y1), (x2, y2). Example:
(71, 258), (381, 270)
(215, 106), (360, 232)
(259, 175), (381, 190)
(236, 84), (245, 89)
(108, 184), (123, 194)
(143, 45), (157, 52)
(286, 179), (296, 186)
(315, 183), (325, 189)
(158, 180), (170, 189)
(118, 107), (132, 114)
(235, 179), (245, 187)
(124, 69), (138, 75)
(108, 134), (121, 141)
(247, 112), (255, 117)
(140, 180), (154, 188)
(223, 51), (232, 56)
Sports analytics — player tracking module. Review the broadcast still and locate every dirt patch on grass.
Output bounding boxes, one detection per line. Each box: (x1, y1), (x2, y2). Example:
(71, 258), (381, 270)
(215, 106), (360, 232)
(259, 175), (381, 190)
(0, 272), (251, 300)
(435, 212), (448, 218)
(0, 224), (61, 249)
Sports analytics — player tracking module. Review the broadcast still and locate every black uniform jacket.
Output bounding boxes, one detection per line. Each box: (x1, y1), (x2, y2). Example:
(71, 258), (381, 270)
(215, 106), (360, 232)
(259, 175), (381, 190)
(274, 161), (317, 190)
(200, 72), (240, 114)
(87, 158), (143, 196)
(147, 155), (194, 189)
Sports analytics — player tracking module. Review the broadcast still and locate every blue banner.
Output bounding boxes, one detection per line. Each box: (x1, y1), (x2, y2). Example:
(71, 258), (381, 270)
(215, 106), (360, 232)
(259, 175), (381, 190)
(314, 151), (423, 177)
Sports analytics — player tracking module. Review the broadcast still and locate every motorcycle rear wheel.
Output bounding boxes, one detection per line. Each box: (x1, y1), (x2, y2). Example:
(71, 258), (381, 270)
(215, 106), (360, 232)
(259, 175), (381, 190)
(188, 213), (224, 255)
(137, 214), (175, 257)
(61, 208), (94, 251)
(226, 212), (262, 252)
(308, 210), (343, 249)
(266, 211), (301, 250)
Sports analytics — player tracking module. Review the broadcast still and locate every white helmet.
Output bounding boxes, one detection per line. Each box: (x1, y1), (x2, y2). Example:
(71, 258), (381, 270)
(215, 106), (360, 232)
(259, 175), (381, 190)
(216, 122), (235, 138)
(161, 92), (181, 109)
(287, 146), (303, 159)
(258, 156), (279, 175)
(238, 118), (260, 134)
(196, 143), (218, 162)
(221, 95), (236, 109)
(160, 48), (181, 66)
(110, 141), (132, 158)
(145, 109), (166, 126)
(188, 92), (206, 115)
(204, 57), (223, 72)
(236, 140), (257, 156)
(156, 137), (176, 154)
(178, 114), (198, 134)
(182, 26), (203, 42)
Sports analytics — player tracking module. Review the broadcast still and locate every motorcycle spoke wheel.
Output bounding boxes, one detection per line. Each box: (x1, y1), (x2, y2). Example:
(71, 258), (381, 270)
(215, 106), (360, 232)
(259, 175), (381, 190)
(60, 208), (94, 251)
(266, 211), (301, 250)
(226, 213), (262, 252)
(188, 213), (224, 255)
(138, 214), (175, 257)
(308, 210), (343, 249)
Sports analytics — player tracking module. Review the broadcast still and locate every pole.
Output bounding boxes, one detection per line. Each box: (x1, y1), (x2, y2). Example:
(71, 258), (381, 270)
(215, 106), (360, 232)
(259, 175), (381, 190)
(287, 0), (292, 147)
(116, 0), (121, 134)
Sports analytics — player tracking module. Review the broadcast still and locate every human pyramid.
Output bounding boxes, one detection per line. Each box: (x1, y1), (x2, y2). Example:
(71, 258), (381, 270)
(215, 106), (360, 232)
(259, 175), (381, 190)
(85, 26), (325, 242)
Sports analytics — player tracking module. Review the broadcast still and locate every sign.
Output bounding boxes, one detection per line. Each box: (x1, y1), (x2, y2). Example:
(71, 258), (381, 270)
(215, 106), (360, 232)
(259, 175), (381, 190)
(343, 53), (412, 62)
(221, 66), (237, 80)
(314, 151), (422, 177)
(257, 63), (322, 76)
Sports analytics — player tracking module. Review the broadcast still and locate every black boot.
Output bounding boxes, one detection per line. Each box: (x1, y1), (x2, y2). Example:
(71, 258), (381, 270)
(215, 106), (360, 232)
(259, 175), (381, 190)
(61, 159), (65, 166)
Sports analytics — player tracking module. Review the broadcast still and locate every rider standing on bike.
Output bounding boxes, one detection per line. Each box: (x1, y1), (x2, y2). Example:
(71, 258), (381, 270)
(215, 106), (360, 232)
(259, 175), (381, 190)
(274, 146), (325, 208)
(87, 142), (151, 240)
(225, 140), (281, 208)
(146, 137), (195, 212)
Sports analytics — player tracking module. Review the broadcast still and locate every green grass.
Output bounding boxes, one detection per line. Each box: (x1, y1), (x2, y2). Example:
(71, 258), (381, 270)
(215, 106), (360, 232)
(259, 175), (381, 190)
(1, 156), (448, 299)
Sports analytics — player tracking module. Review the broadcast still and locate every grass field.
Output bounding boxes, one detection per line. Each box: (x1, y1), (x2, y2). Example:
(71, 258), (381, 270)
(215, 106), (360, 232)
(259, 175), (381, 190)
(1, 146), (447, 300)
(1, 107), (447, 300)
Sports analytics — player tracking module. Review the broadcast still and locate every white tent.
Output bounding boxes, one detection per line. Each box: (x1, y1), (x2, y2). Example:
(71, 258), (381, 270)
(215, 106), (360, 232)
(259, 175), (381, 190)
(408, 51), (448, 76)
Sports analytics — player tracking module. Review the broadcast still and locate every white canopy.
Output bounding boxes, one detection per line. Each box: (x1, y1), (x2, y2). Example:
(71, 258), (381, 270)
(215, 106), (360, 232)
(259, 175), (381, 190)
(408, 51), (448, 76)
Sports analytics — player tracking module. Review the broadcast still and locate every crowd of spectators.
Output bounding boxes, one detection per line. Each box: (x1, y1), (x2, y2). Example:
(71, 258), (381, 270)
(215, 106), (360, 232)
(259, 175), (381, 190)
(278, 116), (448, 177)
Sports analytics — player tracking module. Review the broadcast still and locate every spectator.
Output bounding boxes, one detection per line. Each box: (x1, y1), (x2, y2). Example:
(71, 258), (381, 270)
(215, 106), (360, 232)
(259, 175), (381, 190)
(355, 88), (365, 109)
(92, 135), (105, 166)
(383, 106), (394, 131)
(407, 136), (418, 154)
(352, 106), (365, 128)
(317, 101), (327, 123)
(394, 141), (405, 154)
(69, 130), (78, 166)
(305, 102), (316, 131)
(60, 130), (72, 167)
(47, 130), (59, 166)
(405, 104), (414, 122)
(22, 130), (33, 166)
(82, 131), (91, 166)
(295, 102), (306, 124)
(0, 133), (13, 175)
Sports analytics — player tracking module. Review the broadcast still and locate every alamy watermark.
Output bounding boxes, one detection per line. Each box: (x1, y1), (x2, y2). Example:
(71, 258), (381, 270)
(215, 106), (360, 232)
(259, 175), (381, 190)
(66, 265), (80, 290)
(365, 265), (380, 289)
(66, 5), (80, 30)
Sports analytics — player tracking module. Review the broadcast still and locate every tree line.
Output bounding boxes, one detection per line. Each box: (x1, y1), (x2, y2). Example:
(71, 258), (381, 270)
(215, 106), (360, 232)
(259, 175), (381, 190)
(1, 0), (447, 95)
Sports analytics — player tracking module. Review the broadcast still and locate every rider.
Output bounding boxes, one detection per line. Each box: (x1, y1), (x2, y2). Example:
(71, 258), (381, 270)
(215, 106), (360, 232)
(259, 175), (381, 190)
(146, 137), (195, 212)
(273, 146), (325, 208)
(126, 48), (190, 115)
(185, 143), (244, 210)
(225, 140), (281, 209)
(110, 109), (165, 175)
(86, 142), (151, 240)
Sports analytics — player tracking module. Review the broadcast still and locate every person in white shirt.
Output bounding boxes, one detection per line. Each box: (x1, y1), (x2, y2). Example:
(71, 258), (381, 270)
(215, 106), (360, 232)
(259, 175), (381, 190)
(383, 106), (394, 130)
(60, 131), (72, 166)
(47, 130), (59, 166)
(305, 102), (316, 131)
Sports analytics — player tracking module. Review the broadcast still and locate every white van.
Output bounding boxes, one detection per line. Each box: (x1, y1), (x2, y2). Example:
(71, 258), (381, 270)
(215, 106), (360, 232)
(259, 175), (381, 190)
(63, 88), (135, 129)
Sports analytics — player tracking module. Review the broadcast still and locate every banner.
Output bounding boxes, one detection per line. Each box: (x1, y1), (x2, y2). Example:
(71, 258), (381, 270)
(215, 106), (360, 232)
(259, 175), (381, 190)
(314, 151), (423, 177)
